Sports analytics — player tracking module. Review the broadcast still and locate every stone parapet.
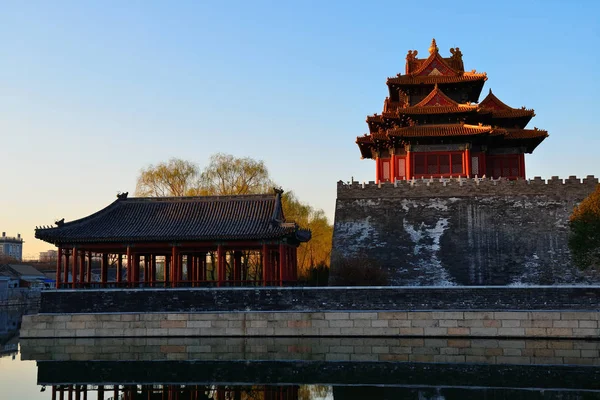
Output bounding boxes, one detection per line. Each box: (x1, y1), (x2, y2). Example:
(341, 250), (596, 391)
(37, 287), (600, 313)
(336, 176), (599, 199)
(21, 310), (600, 339)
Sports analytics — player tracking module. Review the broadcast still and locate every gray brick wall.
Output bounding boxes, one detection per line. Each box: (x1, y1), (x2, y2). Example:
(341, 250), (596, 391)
(332, 176), (599, 285)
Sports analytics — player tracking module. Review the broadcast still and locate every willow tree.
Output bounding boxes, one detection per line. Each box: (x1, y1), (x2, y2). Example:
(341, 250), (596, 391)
(569, 184), (600, 271)
(135, 158), (200, 197)
(134, 154), (333, 278)
(194, 153), (273, 195)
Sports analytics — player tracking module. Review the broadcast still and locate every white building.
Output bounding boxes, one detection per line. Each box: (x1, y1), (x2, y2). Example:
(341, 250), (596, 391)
(0, 233), (23, 262)
(39, 249), (58, 262)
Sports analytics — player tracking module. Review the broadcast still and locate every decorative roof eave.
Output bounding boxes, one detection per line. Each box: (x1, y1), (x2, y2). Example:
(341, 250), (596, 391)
(490, 109), (536, 119)
(479, 89), (535, 116)
(387, 124), (493, 138)
(382, 106), (478, 117)
(386, 73), (487, 85)
(502, 128), (549, 140)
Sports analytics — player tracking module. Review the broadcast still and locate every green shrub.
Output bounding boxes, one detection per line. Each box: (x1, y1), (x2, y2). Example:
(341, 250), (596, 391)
(569, 184), (600, 271)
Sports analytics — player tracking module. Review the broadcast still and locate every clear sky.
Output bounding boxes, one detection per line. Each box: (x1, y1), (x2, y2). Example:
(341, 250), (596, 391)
(1, 0), (599, 259)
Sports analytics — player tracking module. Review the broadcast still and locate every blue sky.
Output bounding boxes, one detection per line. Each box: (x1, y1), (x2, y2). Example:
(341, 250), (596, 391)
(1, 0), (599, 258)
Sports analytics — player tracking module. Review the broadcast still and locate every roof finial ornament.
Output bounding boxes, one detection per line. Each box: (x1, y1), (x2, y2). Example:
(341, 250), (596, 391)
(117, 192), (129, 200)
(429, 38), (439, 54)
(55, 218), (64, 227)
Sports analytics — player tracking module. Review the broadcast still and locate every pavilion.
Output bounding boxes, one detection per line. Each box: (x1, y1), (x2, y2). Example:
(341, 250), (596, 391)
(35, 189), (311, 289)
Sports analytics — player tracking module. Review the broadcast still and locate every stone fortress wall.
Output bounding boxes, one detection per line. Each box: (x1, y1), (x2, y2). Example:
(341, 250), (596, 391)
(332, 176), (599, 286)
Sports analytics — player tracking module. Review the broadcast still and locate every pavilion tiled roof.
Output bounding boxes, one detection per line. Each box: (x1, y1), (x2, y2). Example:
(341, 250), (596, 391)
(387, 124), (492, 138)
(35, 192), (311, 245)
(386, 73), (487, 85)
(479, 89), (535, 119)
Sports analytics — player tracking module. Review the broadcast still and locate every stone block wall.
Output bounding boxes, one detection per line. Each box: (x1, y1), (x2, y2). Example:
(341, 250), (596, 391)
(21, 337), (600, 365)
(21, 310), (600, 339)
(332, 176), (599, 285)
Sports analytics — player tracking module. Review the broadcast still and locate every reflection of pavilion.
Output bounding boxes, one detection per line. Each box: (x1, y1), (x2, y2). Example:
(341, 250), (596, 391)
(49, 385), (299, 400)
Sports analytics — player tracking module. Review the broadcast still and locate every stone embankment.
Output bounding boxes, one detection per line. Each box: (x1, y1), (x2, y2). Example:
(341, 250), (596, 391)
(20, 287), (600, 339)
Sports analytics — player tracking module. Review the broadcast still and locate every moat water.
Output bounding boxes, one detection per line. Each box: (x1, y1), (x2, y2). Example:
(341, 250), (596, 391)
(1, 307), (600, 399)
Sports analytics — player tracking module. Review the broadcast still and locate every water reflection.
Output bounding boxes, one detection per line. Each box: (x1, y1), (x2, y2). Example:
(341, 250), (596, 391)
(1, 309), (599, 399)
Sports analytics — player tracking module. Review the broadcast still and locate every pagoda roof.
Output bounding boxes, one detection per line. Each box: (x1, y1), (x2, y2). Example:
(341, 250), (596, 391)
(35, 192), (311, 245)
(499, 128), (549, 140)
(387, 72), (487, 86)
(479, 89), (535, 119)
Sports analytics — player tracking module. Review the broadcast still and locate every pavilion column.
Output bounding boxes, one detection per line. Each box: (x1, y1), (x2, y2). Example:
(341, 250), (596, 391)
(79, 252), (85, 287)
(278, 243), (286, 286)
(116, 254), (123, 286)
(233, 251), (242, 286)
(375, 151), (381, 184)
(520, 153), (526, 179)
(97, 386), (104, 400)
(86, 252), (92, 285)
(261, 244), (268, 286)
(171, 246), (177, 288)
(150, 255), (156, 287)
(465, 146), (471, 178)
(56, 247), (62, 289)
(405, 147), (412, 180)
(101, 253), (108, 287)
(72, 247), (78, 289)
(199, 252), (207, 283)
(217, 245), (224, 287)
(63, 250), (70, 288)
(126, 246), (132, 287)
(134, 254), (141, 286)
(144, 255), (150, 285)
(390, 148), (396, 182)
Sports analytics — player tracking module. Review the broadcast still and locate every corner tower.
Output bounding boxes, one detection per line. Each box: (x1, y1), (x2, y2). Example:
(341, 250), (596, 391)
(357, 39), (548, 182)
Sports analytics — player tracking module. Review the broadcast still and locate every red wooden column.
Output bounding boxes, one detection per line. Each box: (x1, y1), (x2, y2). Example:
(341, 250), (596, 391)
(217, 245), (224, 287)
(101, 253), (108, 287)
(126, 246), (132, 287)
(144, 255), (150, 285)
(465, 147), (472, 178)
(261, 244), (269, 286)
(171, 246), (178, 288)
(233, 251), (242, 286)
(150, 255), (156, 287)
(63, 250), (70, 287)
(520, 153), (526, 179)
(134, 254), (141, 286)
(278, 243), (286, 286)
(79, 252), (85, 287)
(116, 254), (123, 286)
(86, 252), (92, 285)
(390, 149), (396, 182)
(72, 247), (78, 289)
(375, 151), (380, 184)
(56, 247), (62, 289)
(199, 252), (207, 283)
(405, 147), (412, 180)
